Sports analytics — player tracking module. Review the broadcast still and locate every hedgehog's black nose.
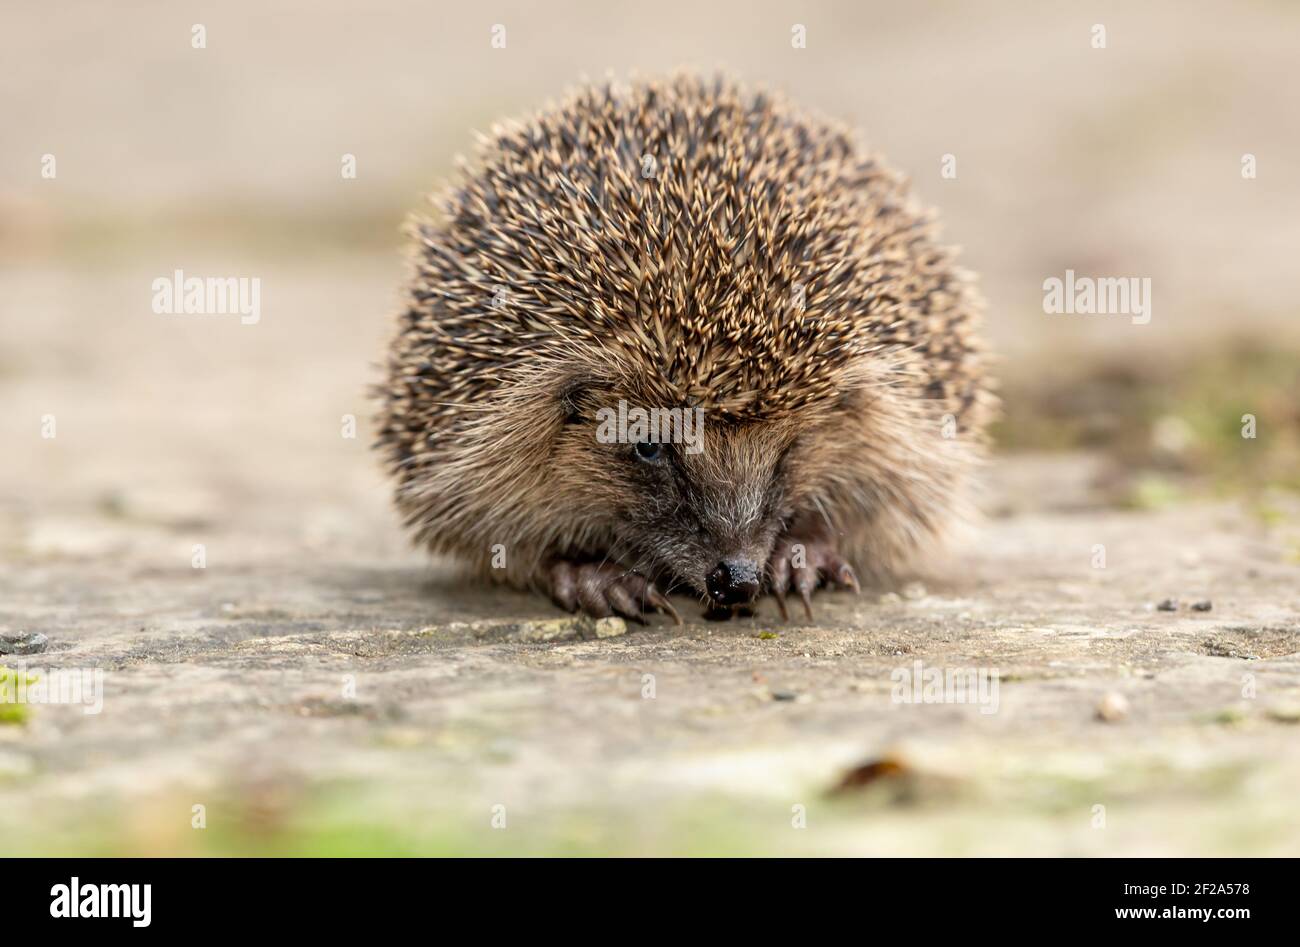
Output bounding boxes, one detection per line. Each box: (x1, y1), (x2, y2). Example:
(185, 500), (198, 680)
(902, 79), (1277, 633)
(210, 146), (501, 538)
(707, 558), (761, 605)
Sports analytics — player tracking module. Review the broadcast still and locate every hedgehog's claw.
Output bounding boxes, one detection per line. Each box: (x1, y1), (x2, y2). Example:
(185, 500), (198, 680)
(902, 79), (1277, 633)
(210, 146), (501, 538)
(765, 531), (860, 622)
(772, 589), (790, 621)
(793, 562), (818, 618)
(799, 587), (815, 621)
(843, 565), (862, 594)
(645, 586), (682, 626)
(606, 583), (648, 625)
(550, 561), (580, 613)
(547, 559), (677, 625)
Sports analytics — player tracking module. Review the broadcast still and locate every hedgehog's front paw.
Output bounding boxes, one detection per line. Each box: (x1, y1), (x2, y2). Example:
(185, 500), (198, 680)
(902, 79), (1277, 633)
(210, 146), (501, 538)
(547, 560), (681, 625)
(766, 534), (861, 621)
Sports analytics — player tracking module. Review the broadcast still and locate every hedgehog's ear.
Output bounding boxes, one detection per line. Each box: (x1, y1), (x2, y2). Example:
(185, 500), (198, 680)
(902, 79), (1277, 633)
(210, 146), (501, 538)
(836, 383), (866, 413)
(558, 376), (609, 424)
(546, 366), (618, 426)
(833, 358), (894, 414)
(559, 383), (585, 424)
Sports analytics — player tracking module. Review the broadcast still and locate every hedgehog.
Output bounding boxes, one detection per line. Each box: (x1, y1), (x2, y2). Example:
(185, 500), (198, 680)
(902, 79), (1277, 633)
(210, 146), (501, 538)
(375, 73), (994, 623)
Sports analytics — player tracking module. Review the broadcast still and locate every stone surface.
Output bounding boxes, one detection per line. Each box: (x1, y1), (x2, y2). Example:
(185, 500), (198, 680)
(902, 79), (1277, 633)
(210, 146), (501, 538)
(0, 450), (1297, 855)
(0, 632), (48, 656)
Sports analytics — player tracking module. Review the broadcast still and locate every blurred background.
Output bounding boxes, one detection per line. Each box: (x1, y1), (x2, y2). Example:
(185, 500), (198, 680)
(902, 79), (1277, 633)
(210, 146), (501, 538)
(5, 0), (1300, 505)
(4, 0), (1299, 512)
(2, 1), (1298, 855)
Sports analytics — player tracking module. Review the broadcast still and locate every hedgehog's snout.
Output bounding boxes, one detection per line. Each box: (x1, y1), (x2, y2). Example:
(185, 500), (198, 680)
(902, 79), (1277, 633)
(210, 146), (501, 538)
(706, 557), (762, 606)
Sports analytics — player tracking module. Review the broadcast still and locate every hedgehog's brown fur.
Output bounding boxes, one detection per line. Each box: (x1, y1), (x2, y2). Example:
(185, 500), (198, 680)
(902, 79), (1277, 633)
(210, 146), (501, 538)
(375, 73), (995, 619)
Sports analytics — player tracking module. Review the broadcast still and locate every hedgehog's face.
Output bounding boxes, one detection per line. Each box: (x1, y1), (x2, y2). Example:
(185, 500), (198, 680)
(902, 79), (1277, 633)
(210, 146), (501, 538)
(614, 421), (795, 605)
(563, 392), (812, 605)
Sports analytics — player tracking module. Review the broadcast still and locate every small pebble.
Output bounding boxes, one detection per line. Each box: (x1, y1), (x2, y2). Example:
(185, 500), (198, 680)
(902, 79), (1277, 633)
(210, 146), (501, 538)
(1156, 599), (1178, 612)
(0, 632), (48, 655)
(878, 592), (902, 605)
(901, 582), (927, 601)
(771, 690), (798, 702)
(1191, 600), (1212, 612)
(1097, 691), (1130, 722)
(590, 617), (627, 639)
(1265, 703), (1300, 724)
(486, 615), (628, 642)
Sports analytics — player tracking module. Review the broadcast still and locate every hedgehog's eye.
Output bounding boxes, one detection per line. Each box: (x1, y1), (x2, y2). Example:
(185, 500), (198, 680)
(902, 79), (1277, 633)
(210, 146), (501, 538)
(633, 441), (662, 463)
